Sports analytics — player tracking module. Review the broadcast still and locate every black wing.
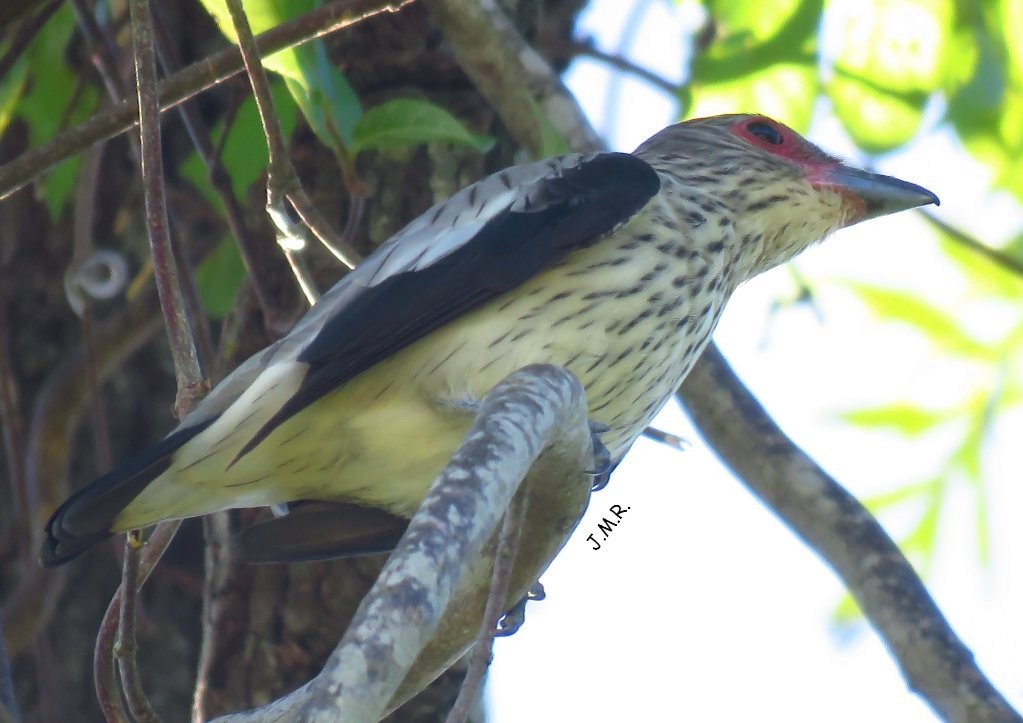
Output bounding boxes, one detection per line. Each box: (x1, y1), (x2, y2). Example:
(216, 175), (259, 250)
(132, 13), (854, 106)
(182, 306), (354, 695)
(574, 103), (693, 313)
(237, 152), (660, 458)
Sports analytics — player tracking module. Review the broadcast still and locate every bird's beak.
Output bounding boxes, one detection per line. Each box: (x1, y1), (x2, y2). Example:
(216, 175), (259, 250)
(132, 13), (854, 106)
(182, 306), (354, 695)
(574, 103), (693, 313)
(818, 164), (939, 226)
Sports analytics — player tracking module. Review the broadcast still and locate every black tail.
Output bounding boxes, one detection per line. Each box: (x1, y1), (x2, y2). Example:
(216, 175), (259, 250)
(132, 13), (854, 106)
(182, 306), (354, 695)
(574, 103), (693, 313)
(41, 420), (214, 566)
(235, 501), (408, 563)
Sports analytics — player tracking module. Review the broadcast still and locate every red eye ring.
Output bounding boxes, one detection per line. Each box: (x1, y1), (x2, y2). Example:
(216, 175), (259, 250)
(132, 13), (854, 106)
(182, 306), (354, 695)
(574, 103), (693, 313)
(746, 120), (784, 145)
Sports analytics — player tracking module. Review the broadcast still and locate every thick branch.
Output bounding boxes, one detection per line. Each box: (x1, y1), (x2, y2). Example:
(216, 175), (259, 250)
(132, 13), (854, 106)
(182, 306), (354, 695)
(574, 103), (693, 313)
(426, 0), (601, 156)
(677, 344), (1020, 722)
(212, 364), (593, 722)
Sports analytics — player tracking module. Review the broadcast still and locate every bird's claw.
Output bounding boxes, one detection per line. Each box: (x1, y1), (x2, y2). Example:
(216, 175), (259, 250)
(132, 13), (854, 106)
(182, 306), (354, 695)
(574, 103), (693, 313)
(585, 420), (613, 491)
(496, 582), (545, 636)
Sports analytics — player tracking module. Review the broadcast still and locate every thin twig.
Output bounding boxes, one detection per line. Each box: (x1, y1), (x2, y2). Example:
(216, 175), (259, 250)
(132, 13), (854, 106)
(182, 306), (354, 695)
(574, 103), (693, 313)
(116, 532), (161, 722)
(222, 0), (291, 209)
(149, 7), (285, 330)
(129, 0), (207, 414)
(445, 488), (529, 723)
(191, 512), (233, 723)
(288, 189), (361, 269)
(567, 39), (683, 95)
(96, 1), (210, 718)
(70, 0), (131, 104)
(916, 208), (1023, 279)
(223, 0), (360, 277)
(95, 522), (183, 722)
(0, 0), (415, 201)
(93, 590), (130, 723)
(640, 424), (688, 452)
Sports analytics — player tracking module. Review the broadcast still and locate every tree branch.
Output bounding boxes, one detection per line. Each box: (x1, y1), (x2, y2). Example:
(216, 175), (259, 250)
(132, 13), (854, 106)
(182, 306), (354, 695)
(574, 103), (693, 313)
(677, 344), (1020, 722)
(129, 0), (207, 413)
(426, 0), (602, 156)
(444, 486), (528, 723)
(0, 0), (414, 201)
(561, 38), (683, 95)
(211, 364), (593, 721)
(149, 6), (288, 333)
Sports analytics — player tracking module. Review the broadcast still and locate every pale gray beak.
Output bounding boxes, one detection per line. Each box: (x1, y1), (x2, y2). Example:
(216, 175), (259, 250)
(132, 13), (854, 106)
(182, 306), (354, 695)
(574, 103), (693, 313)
(824, 164), (939, 223)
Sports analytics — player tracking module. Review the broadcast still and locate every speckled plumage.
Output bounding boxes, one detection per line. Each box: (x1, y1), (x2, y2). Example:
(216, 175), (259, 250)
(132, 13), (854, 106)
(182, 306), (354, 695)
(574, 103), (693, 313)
(42, 114), (938, 565)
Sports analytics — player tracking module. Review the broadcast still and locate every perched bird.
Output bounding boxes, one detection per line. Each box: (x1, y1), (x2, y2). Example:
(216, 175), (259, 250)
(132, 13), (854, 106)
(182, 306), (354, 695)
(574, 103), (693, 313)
(41, 114), (938, 566)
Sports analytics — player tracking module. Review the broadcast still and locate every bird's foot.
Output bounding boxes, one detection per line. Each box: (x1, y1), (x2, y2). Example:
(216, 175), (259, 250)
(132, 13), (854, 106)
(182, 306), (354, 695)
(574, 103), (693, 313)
(585, 421), (613, 491)
(496, 582), (546, 637)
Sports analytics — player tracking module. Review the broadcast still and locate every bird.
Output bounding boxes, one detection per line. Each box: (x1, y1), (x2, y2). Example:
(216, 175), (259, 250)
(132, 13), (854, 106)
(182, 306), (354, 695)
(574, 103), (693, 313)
(41, 113), (938, 566)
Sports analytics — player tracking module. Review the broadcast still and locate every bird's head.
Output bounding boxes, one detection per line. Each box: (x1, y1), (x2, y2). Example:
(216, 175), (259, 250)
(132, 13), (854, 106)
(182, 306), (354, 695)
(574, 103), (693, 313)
(634, 113), (939, 278)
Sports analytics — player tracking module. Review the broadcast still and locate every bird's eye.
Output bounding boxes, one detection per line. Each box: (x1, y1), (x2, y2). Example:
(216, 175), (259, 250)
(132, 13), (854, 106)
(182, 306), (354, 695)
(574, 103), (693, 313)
(746, 121), (784, 145)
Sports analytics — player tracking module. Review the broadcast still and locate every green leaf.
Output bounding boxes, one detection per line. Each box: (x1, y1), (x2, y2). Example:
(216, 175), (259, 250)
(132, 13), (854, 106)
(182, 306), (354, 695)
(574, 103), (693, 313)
(195, 239), (247, 318)
(180, 81), (298, 205)
(946, 17), (1010, 166)
(687, 62), (818, 132)
(196, 0), (362, 153)
(839, 403), (947, 437)
(351, 99), (495, 154)
(900, 491), (942, 566)
(861, 479), (938, 512)
(15, 4), (98, 217)
(931, 227), (1023, 303)
(695, 0), (821, 81)
(825, 0), (952, 152)
(531, 96), (570, 158)
(847, 282), (991, 358)
(954, 398), (999, 565)
(827, 0), (953, 93)
(826, 70), (926, 153)
(690, 0), (821, 126)
(282, 42), (362, 152)
(706, 0), (807, 47)
(831, 592), (862, 626)
(1001, 0), (1023, 84)
(0, 59), (27, 135)
(197, 0), (314, 80)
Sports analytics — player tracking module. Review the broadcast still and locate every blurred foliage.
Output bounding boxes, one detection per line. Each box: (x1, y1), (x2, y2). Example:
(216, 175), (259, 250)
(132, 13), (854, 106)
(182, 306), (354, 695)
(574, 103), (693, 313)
(664, 0), (1023, 607)
(682, 0), (1023, 197)
(196, 0), (492, 160)
(1, 4), (100, 216)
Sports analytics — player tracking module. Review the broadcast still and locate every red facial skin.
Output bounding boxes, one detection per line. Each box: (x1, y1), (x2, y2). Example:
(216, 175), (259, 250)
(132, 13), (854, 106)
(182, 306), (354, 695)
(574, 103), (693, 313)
(730, 115), (869, 221)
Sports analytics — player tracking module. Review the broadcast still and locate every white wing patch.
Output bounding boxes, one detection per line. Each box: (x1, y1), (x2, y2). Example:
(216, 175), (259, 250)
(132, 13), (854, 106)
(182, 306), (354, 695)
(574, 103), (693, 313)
(358, 154), (591, 287)
(170, 360), (307, 472)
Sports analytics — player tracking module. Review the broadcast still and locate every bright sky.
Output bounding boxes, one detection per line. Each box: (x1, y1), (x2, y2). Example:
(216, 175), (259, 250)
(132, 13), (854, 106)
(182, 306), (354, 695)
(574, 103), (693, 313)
(487, 1), (1023, 721)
